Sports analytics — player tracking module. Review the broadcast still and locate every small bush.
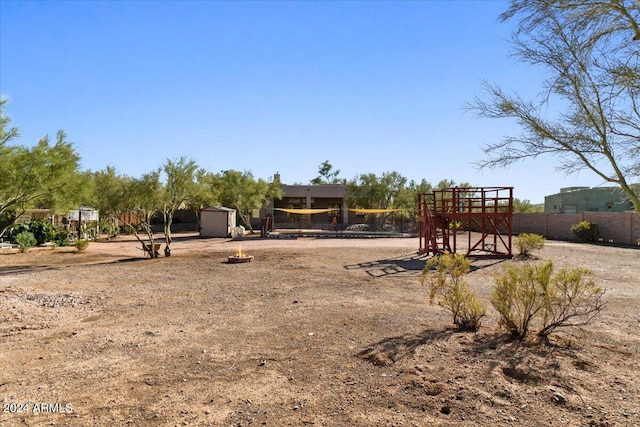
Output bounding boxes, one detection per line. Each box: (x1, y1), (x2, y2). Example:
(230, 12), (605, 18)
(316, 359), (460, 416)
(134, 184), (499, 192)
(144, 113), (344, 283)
(492, 261), (605, 342)
(515, 233), (545, 257)
(448, 221), (463, 231)
(420, 253), (486, 331)
(491, 262), (552, 340)
(99, 218), (120, 239)
(537, 267), (606, 340)
(75, 240), (89, 252)
(15, 231), (37, 253)
(570, 221), (599, 242)
(52, 227), (71, 246)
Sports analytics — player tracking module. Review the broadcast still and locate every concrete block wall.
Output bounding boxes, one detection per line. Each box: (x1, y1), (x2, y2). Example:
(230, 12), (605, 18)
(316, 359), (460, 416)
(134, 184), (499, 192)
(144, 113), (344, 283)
(513, 212), (640, 245)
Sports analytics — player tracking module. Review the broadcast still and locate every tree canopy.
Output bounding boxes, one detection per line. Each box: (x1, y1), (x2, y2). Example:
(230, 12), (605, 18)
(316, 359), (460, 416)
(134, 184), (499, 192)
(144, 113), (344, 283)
(468, 0), (640, 214)
(89, 166), (132, 237)
(348, 172), (407, 210)
(311, 160), (342, 185)
(0, 101), (83, 237)
(214, 170), (283, 232)
(161, 157), (199, 254)
(347, 172), (408, 229)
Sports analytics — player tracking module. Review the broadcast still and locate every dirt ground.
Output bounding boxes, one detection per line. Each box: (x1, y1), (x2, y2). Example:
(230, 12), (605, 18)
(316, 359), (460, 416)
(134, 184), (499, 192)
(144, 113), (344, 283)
(0, 232), (638, 426)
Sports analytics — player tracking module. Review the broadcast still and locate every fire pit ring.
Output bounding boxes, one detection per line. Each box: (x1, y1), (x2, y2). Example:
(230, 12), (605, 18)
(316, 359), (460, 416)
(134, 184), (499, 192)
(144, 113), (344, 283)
(228, 247), (253, 263)
(228, 254), (254, 263)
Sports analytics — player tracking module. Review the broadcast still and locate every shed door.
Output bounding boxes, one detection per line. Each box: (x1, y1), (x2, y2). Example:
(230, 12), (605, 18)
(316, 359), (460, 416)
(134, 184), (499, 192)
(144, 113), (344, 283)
(201, 212), (227, 237)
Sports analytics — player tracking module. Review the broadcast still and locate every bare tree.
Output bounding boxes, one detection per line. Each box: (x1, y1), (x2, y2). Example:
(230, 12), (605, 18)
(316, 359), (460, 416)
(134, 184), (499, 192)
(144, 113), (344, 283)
(468, 0), (640, 214)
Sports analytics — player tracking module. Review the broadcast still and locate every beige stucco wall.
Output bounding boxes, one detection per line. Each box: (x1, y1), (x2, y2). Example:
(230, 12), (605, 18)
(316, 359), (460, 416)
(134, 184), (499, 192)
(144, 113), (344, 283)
(513, 211), (640, 245)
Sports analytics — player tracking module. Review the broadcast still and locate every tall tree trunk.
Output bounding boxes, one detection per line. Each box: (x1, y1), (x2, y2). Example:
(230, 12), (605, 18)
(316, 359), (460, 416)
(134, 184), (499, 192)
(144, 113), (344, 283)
(194, 209), (201, 233)
(163, 209), (173, 257)
(122, 211), (157, 258)
(238, 210), (254, 233)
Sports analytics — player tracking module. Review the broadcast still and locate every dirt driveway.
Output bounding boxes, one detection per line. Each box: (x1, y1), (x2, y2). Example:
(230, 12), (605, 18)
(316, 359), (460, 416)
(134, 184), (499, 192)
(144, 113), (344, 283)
(0, 233), (639, 426)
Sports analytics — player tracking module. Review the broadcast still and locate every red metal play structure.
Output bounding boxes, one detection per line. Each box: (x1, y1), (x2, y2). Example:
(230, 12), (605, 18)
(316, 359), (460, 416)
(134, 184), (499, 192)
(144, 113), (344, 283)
(418, 187), (514, 259)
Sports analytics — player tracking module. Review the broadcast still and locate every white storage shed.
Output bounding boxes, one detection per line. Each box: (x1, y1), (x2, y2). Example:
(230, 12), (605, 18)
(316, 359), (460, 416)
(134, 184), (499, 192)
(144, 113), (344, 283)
(200, 206), (237, 237)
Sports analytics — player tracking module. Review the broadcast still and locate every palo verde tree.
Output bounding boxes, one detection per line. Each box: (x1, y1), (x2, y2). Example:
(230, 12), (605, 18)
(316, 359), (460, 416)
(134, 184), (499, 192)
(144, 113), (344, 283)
(396, 178), (433, 231)
(214, 170), (283, 233)
(90, 166), (131, 238)
(347, 171), (407, 230)
(468, 0), (640, 215)
(183, 168), (220, 233)
(161, 157), (198, 256)
(513, 198), (543, 213)
(0, 101), (83, 237)
(436, 179), (472, 191)
(122, 170), (163, 257)
(310, 160), (342, 184)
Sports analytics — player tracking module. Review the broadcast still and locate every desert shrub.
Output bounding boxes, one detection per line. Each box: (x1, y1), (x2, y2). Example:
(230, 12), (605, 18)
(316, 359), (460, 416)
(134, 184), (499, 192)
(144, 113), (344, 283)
(420, 253), (486, 331)
(492, 261), (552, 340)
(515, 233), (545, 257)
(51, 227), (71, 246)
(15, 231), (37, 253)
(99, 218), (120, 239)
(570, 220), (599, 242)
(492, 261), (605, 342)
(537, 267), (606, 340)
(448, 221), (463, 231)
(75, 239), (89, 252)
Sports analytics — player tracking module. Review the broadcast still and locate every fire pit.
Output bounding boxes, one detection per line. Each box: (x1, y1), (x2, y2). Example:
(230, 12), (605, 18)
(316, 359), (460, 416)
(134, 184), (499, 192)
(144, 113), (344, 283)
(228, 246), (253, 263)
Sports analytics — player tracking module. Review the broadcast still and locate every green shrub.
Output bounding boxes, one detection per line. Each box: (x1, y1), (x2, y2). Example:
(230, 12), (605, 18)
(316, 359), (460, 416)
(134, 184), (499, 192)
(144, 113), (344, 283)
(420, 252), (486, 331)
(448, 220), (463, 231)
(75, 239), (89, 252)
(491, 261), (605, 342)
(99, 218), (120, 239)
(515, 233), (545, 257)
(570, 220), (599, 242)
(52, 227), (71, 246)
(15, 231), (37, 253)
(9, 220), (56, 245)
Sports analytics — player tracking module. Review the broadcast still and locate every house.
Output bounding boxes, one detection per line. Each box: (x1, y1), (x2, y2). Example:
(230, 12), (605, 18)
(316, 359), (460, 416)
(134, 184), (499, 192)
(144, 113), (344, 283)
(263, 173), (357, 229)
(544, 186), (634, 213)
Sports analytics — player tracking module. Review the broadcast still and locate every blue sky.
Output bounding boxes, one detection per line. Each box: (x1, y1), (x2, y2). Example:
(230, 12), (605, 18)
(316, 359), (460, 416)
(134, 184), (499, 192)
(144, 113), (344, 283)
(0, 0), (607, 203)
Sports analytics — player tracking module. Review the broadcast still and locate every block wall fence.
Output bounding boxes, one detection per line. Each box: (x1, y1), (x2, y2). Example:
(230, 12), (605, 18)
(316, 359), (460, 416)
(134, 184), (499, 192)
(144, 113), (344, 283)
(512, 212), (640, 246)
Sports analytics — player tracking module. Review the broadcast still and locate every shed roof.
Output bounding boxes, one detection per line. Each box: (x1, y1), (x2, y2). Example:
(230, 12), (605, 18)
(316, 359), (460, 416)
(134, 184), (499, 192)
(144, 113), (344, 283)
(201, 206), (235, 212)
